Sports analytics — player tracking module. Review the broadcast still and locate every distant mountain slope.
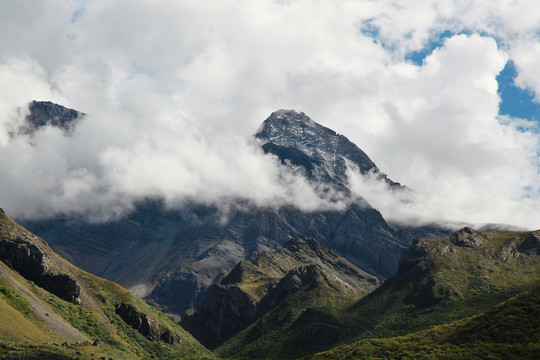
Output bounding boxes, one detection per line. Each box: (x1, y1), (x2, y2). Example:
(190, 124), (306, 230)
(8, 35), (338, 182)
(339, 227), (540, 343)
(188, 228), (539, 359)
(0, 209), (213, 360)
(20, 105), (453, 317)
(291, 227), (540, 358)
(306, 283), (540, 360)
(182, 236), (379, 356)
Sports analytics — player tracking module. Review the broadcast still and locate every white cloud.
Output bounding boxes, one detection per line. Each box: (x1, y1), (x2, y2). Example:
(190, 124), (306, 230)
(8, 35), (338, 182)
(0, 0), (539, 228)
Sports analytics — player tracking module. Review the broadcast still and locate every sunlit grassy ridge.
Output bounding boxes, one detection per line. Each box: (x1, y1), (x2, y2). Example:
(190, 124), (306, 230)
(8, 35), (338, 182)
(0, 210), (213, 360)
(339, 229), (540, 343)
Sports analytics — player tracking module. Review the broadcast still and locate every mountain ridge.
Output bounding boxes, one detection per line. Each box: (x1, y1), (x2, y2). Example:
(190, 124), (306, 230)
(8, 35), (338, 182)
(18, 103), (452, 317)
(182, 236), (380, 351)
(209, 227), (540, 359)
(306, 283), (540, 360)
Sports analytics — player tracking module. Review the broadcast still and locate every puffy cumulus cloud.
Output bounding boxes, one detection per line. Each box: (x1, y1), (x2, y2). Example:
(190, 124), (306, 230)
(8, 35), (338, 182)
(353, 0), (540, 54)
(0, 57), (61, 145)
(343, 34), (540, 228)
(0, 0), (539, 228)
(511, 40), (540, 101)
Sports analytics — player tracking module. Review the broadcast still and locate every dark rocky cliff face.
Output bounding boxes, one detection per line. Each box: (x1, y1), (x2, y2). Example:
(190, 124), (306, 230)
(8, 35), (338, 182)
(115, 302), (181, 344)
(518, 232), (540, 254)
(0, 209), (80, 303)
(181, 284), (259, 348)
(20, 101), (84, 135)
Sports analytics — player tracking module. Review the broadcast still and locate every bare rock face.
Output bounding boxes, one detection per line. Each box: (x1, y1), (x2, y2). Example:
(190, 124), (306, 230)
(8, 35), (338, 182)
(449, 227), (487, 249)
(115, 302), (181, 344)
(255, 110), (403, 189)
(0, 211), (80, 304)
(255, 264), (327, 315)
(180, 284), (259, 348)
(20, 101), (84, 135)
(519, 232), (540, 255)
(397, 237), (442, 275)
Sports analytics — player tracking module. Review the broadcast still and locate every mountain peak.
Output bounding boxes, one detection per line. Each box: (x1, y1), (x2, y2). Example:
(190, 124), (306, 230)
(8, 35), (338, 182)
(255, 110), (402, 189)
(182, 236), (380, 350)
(283, 235), (327, 253)
(255, 109), (337, 144)
(255, 109), (323, 138)
(20, 100), (84, 136)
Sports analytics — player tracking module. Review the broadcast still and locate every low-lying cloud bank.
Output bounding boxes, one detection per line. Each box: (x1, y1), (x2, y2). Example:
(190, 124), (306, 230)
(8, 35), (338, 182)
(0, 1), (539, 228)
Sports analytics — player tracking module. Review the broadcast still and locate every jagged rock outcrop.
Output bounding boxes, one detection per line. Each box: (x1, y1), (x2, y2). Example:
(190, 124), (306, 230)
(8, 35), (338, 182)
(182, 236), (380, 349)
(256, 265), (332, 315)
(0, 210), (80, 303)
(115, 302), (181, 344)
(448, 227), (487, 249)
(519, 232), (540, 254)
(255, 109), (403, 189)
(180, 284), (259, 348)
(20, 100), (84, 135)
(397, 237), (445, 275)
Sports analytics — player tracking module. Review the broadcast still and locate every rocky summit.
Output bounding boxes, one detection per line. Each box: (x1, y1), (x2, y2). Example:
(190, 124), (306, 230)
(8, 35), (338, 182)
(18, 101), (84, 136)
(21, 104), (452, 318)
(256, 110), (403, 189)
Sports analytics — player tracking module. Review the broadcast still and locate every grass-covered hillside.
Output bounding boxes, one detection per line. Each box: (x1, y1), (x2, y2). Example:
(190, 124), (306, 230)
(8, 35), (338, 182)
(339, 227), (540, 343)
(305, 283), (540, 359)
(192, 227), (539, 359)
(0, 209), (213, 360)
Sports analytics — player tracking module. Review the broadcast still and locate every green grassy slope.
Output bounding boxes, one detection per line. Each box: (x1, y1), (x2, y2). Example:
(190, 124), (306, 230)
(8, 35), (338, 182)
(0, 209), (213, 360)
(305, 283), (540, 359)
(221, 228), (539, 359)
(340, 228), (540, 343)
(215, 283), (361, 359)
(215, 228), (540, 358)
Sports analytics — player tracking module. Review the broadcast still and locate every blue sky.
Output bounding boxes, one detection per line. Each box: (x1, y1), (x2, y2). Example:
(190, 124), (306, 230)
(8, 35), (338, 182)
(364, 21), (540, 130)
(404, 31), (540, 124)
(497, 61), (540, 122)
